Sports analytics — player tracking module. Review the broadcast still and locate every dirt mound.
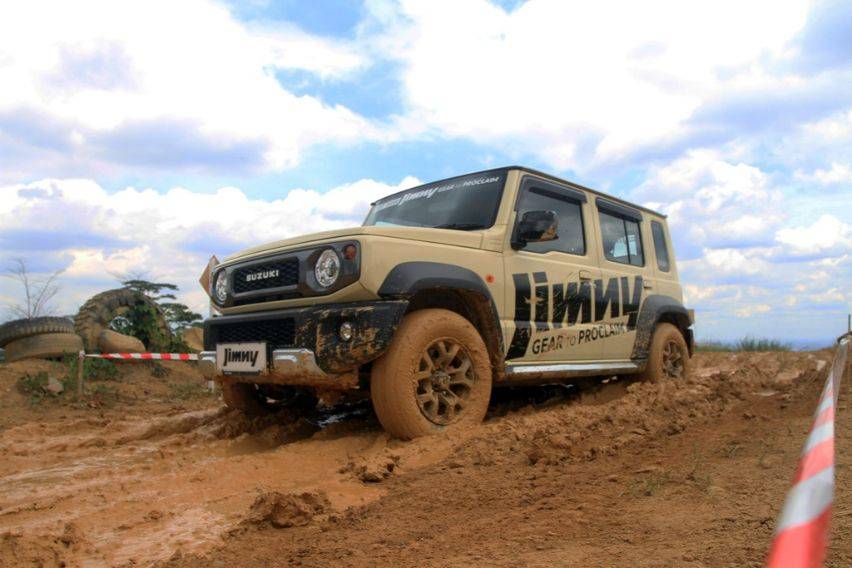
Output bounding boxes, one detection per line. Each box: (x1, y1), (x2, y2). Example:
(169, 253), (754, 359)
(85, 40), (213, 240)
(453, 350), (825, 469)
(245, 491), (331, 528)
(0, 357), (214, 432)
(0, 523), (86, 568)
(0, 349), (847, 567)
(339, 451), (401, 482)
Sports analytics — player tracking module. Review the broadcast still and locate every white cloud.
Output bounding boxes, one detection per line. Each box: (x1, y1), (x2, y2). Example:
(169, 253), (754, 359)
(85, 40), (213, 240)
(775, 214), (851, 256)
(374, 0), (810, 169)
(0, 0), (381, 179)
(796, 162), (852, 185)
(0, 176), (418, 315)
(632, 150), (784, 253)
(735, 304), (771, 318)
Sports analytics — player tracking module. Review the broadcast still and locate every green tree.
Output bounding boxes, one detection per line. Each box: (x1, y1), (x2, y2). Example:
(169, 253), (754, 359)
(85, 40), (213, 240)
(110, 275), (202, 350)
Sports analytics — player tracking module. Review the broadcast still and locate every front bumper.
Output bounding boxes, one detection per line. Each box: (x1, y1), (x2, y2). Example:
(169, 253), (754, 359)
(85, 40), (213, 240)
(200, 300), (408, 389)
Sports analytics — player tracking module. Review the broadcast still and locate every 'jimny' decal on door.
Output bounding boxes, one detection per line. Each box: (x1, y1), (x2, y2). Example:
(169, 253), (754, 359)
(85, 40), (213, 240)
(507, 273), (643, 359)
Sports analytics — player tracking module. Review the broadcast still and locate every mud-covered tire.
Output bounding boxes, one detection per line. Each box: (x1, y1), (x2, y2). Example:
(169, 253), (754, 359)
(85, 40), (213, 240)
(637, 322), (690, 383)
(221, 382), (268, 416)
(74, 289), (171, 351)
(370, 309), (492, 440)
(0, 317), (76, 348)
(4, 333), (84, 362)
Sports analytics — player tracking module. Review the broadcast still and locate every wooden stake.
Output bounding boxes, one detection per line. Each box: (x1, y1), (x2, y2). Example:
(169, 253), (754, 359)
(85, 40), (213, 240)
(77, 350), (84, 399)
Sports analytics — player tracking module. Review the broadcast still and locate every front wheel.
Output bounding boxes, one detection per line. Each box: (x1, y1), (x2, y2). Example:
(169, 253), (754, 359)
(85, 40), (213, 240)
(370, 309), (492, 440)
(221, 382), (267, 416)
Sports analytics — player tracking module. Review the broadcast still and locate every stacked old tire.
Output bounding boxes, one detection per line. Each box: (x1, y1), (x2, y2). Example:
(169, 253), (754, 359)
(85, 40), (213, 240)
(0, 288), (173, 363)
(0, 317), (83, 362)
(74, 288), (171, 352)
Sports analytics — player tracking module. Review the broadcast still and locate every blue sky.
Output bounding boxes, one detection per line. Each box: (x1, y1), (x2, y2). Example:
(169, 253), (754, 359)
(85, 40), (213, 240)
(0, 0), (850, 344)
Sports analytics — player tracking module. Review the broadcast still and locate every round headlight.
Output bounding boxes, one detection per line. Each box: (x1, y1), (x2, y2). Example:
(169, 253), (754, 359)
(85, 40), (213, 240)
(214, 270), (228, 303)
(314, 249), (340, 288)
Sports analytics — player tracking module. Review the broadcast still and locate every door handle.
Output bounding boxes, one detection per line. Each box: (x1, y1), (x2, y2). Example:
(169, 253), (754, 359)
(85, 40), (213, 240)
(579, 270), (592, 281)
(643, 279), (654, 289)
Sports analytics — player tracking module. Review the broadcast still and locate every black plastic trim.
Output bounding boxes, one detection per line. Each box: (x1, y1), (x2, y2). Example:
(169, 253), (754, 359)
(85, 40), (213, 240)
(629, 294), (693, 362)
(595, 197), (643, 222)
(378, 261), (492, 300)
(204, 299), (408, 374)
(518, 175), (587, 204)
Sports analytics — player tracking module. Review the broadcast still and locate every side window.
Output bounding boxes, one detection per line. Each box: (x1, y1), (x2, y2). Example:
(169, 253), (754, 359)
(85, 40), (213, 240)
(517, 186), (585, 255)
(651, 221), (670, 272)
(599, 210), (644, 266)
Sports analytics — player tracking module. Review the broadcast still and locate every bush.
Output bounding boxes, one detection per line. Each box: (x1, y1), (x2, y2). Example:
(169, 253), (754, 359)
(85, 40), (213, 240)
(63, 353), (119, 381)
(697, 336), (792, 352)
(16, 371), (56, 403)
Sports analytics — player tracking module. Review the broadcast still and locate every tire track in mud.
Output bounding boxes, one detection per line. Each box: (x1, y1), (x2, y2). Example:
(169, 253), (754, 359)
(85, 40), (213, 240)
(0, 351), (838, 567)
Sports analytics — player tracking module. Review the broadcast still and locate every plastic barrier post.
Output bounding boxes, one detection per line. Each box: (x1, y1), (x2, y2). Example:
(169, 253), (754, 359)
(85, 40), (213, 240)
(766, 337), (849, 567)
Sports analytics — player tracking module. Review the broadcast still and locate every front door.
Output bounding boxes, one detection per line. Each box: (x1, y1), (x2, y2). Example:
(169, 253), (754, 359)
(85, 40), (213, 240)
(503, 176), (602, 362)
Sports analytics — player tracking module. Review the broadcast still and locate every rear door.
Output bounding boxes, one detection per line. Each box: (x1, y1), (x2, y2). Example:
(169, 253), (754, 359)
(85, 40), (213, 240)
(503, 176), (602, 362)
(592, 199), (651, 361)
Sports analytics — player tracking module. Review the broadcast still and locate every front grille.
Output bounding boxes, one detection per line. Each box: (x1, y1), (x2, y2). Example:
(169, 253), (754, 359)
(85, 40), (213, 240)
(233, 258), (299, 293)
(212, 318), (296, 351)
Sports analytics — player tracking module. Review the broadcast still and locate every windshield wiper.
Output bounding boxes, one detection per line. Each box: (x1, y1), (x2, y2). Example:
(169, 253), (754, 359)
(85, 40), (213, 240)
(433, 223), (487, 231)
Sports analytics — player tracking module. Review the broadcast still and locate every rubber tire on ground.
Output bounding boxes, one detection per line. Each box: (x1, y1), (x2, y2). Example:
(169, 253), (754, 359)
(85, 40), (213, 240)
(221, 382), (268, 416)
(0, 317), (76, 348)
(4, 333), (84, 362)
(637, 322), (690, 383)
(370, 309), (492, 440)
(74, 288), (171, 351)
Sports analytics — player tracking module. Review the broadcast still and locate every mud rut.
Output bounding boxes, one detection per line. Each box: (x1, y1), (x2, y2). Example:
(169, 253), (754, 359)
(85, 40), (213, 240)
(1, 351), (849, 567)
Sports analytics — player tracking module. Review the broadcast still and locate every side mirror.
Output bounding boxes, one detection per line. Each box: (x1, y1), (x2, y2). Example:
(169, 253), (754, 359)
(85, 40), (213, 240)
(513, 210), (559, 249)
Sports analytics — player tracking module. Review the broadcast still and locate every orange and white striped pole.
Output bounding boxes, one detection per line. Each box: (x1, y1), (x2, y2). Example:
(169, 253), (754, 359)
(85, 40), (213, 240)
(766, 336), (849, 568)
(84, 352), (199, 361)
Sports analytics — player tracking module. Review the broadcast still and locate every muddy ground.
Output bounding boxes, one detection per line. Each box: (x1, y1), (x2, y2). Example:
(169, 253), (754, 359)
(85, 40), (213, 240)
(0, 349), (849, 567)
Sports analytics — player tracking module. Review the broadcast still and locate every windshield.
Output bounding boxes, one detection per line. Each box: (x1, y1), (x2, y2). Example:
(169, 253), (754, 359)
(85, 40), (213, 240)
(363, 171), (507, 230)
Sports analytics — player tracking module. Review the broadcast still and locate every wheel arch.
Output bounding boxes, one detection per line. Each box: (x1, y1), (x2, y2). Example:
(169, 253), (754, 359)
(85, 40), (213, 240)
(378, 262), (505, 381)
(630, 294), (694, 362)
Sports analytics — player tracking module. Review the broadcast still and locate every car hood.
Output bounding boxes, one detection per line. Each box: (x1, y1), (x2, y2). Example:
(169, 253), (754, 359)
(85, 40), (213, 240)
(223, 226), (485, 264)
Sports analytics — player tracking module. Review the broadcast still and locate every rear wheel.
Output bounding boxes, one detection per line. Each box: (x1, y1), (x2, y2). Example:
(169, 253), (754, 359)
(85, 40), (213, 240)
(638, 322), (689, 382)
(370, 309), (492, 440)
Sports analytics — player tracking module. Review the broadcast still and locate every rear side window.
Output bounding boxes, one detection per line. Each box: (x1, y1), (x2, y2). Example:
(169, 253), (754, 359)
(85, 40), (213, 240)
(599, 210), (644, 266)
(517, 186), (586, 255)
(651, 221), (670, 272)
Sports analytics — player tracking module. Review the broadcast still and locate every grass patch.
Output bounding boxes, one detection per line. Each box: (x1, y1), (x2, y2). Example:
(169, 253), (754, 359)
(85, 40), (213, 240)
(16, 371), (57, 404)
(622, 470), (673, 497)
(88, 384), (120, 407)
(686, 445), (713, 492)
(63, 354), (119, 382)
(696, 336), (792, 352)
(168, 382), (213, 400)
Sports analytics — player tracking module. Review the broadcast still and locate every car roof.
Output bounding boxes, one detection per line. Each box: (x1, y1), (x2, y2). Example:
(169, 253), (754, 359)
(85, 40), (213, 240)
(371, 166), (666, 219)
(506, 166), (665, 218)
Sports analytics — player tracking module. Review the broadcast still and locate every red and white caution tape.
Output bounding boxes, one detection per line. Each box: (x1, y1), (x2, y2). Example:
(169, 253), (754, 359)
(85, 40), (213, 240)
(84, 352), (198, 361)
(766, 336), (849, 568)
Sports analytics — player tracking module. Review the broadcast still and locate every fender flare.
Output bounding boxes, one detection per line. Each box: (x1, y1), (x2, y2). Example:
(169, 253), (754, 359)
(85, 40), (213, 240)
(630, 294), (693, 362)
(378, 261), (504, 359)
(379, 261), (492, 300)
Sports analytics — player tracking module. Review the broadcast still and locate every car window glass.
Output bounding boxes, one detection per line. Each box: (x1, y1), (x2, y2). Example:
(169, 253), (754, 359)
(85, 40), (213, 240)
(624, 219), (644, 266)
(517, 186), (585, 255)
(599, 210), (644, 266)
(651, 221), (670, 272)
